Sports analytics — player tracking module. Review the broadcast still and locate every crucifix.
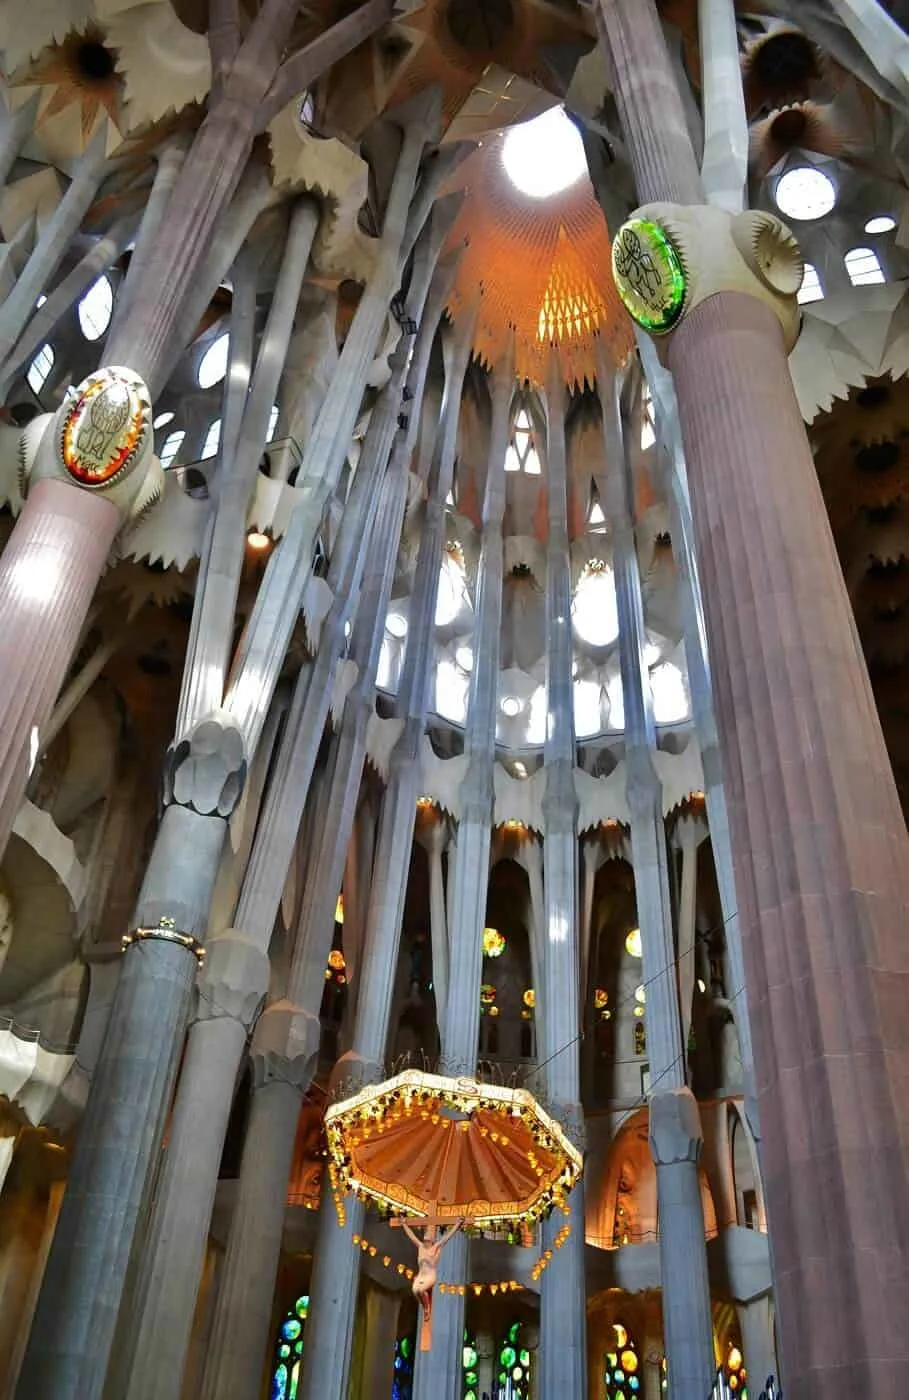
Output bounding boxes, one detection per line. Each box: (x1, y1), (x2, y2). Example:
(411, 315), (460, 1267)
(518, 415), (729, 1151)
(390, 1213), (466, 1350)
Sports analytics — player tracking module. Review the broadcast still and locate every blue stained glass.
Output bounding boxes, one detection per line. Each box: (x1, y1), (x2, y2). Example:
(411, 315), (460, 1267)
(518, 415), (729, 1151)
(630, 1380), (640, 1392)
(281, 1318), (302, 1342)
(279, 1344), (290, 1359)
(615, 1370), (625, 1382)
(271, 1363), (288, 1400)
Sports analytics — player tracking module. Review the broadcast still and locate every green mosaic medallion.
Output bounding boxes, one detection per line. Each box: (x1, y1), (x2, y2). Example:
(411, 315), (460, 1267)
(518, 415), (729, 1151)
(611, 218), (686, 334)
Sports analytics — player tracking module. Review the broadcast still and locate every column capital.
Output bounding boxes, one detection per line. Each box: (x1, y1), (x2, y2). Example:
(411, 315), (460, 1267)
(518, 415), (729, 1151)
(24, 365), (164, 523)
(649, 1086), (703, 1166)
(195, 930), (270, 1029)
(249, 1000), (320, 1090)
(164, 710), (247, 817)
(611, 203), (801, 352)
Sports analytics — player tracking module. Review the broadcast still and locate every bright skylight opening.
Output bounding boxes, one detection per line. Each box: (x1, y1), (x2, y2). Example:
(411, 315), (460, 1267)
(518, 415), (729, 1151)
(526, 686), (547, 744)
(865, 214), (896, 235)
(159, 429), (185, 470)
(386, 612), (408, 639)
(198, 331), (230, 389)
(154, 411), (175, 429)
(26, 344), (54, 395)
(845, 247), (886, 286)
(266, 404), (280, 442)
(798, 262), (824, 305)
(501, 695), (522, 718)
(774, 166), (836, 221)
(607, 673), (625, 730)
(456, 645), (473, 672)
(572, 563), (619, 647)
(78, 275), (113, 341)
(502, 106), (588, 201)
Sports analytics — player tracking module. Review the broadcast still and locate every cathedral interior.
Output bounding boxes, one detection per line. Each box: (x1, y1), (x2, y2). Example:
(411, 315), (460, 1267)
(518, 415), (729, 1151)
(2, 0), (909, 1397)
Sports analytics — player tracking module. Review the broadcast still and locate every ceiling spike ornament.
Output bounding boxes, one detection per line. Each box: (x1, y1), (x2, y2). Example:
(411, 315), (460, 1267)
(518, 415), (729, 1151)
(741, 21), (836, 118)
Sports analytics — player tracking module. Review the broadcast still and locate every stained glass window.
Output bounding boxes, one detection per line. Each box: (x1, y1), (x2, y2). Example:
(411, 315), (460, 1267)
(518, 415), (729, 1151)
(604, 1323), (641, 1397)
(497, 1321), (532, 1398)
(393, 1332), (416, 1400)
(724, 1342), (748, 1396)
(26, 344), (55, 395)
(463, 1328), (478, 1400)
(270, 1294), (309, 1400)
(505, 406), (542, 476)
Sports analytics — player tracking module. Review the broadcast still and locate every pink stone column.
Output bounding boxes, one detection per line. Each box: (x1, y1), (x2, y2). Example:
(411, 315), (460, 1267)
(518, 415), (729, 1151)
(668, 292), (909, 1400)
(0, 479), (120, 857)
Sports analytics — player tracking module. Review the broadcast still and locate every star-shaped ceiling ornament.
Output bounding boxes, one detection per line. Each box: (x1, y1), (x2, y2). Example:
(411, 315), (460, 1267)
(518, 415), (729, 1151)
(312, 0), (595, 140)
(6, 26), (127, 160)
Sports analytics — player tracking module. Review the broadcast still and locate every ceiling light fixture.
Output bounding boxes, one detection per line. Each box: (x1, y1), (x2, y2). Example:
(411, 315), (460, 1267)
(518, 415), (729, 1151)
(247, 530), (271, 551)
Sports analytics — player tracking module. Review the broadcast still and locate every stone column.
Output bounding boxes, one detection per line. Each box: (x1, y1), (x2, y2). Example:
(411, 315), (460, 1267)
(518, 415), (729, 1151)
(442, 346), (514, 1072)
(351, 1283), (400, 1399)
(118, 934), (269, 1400)
(305, 304), (474, 1400)
(0, 122), (110, 364)
(597, 350), (714, 1400)
(649, 1091), (714, 1400)
(736, 1294), (777, 1398)
(697, 0), (748, 213)
(600, 0), (909, 1391)
(198, 1004), (318, 1400)
(0, 480), (120, 859)
(536, 353), (585, 1400)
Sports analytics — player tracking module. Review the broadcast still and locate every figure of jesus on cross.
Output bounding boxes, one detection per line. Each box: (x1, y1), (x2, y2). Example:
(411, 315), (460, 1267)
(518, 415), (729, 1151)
(391, 1214), (467, 1350)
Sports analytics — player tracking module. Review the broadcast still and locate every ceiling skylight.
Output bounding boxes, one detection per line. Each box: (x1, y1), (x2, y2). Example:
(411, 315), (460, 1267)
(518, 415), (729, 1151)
(502, 106), (587, 200)
(865, 214), (896, 235)
(774, 167), (836, 222)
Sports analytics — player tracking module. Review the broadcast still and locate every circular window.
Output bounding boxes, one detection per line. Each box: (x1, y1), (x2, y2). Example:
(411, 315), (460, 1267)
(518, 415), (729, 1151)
(502, 107), (587, 200)
(197, 331), (230, 389)
(774, 166), (836, 221)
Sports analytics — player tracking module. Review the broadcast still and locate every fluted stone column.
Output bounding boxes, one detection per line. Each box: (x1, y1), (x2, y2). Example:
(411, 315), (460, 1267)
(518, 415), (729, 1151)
(199, 1004), (318, 1400)
(736, 1294), (777, 1398)
(597, 353), (714, 1400)
(306, 308), (475, 1400)
(599, 0), (909, 1391)
(0, 480), (120, 858)
(351, 1283), (400, 1399)
(117, 934), (269, 1400)
(536, 354), (585, 1400)
(0, 123), (110, 364)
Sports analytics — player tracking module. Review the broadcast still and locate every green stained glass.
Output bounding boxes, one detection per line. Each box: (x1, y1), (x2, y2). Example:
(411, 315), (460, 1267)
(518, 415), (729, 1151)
(279, 1344), (291, 1360)
(520, 1349), (530, 1366)
(463, 1345), (478, 1369)
(500, 1346), (517, 1369)
(289, 1360), (300, 1400)
(294, 1340), (303, 1356)
(295, 1296), (310, 1320)
(508, 1323), (520, 1342)
(612, 218), (686, 334)
(400, 1337), (412, 1359)
(466, 1372), (478, 1386)
(498, 1372), (507, 1384)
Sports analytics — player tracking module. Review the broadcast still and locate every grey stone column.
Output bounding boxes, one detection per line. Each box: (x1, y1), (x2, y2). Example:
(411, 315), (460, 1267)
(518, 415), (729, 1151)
(198, 1004), (319, 1400)
(176, 198), (320, 736)
(117, 933), (269, 1400)
(736, 1294), (777, 1397)
(597, 353), (714, 1400)
(442, 347), (514, 1073)
(304, 306), (474, 1400)
(350, 1282), (400, 1400)
(0, 122), (110, 364)
(536, 353), (585, 1400)
(697, 0), (748, 213)
(17, 721), (244, 1400)
(649, 1092), (715, 1400)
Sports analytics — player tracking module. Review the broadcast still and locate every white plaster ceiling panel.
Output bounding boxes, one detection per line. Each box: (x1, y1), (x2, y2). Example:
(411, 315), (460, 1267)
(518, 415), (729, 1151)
(0, 802), (86, 1005)
(493, 762), (545, 832)
(443, 68), (551, 144)
(123, 470), (208, 569)
(365, 712), (405, 781)
(104, 1), (211, 131)
(0, 0), (93, 73)
(0, 167), (63, 242)
(417, 735), (468, 818)
(791, 282), (909, 419)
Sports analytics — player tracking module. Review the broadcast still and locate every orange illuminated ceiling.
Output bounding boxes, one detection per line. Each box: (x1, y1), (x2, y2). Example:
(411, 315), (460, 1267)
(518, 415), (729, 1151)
(443, 134), (633, 388)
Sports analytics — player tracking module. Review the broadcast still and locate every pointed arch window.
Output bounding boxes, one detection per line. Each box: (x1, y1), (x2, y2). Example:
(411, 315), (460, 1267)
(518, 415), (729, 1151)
(26, 344), (54, 395)
(201, 418), (222, 460)
(505, 407), (542, 475)
(270, 1294), (309, 1400)
(797, 262), (824, 304)
(497, 1320), (532, 1397)
(604, 1322), (642, 1396)
(572, 561), (619, 647)
(845, 246), (885, 286)
(641, 384), (656, 450)
(158, 429), (185, 470)
(78, 275), (113, 341)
